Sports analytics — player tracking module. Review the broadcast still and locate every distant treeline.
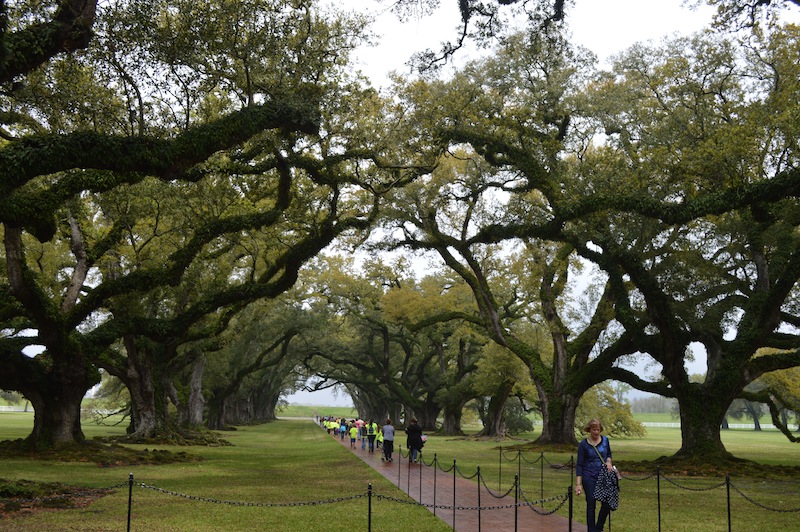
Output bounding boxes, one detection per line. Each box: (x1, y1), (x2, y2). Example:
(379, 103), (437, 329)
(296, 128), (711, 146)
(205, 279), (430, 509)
(630, 395), (678, 414)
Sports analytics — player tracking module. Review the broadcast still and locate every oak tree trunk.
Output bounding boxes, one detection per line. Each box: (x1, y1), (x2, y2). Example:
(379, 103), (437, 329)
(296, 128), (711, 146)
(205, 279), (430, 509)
(24, 351), (99, 448)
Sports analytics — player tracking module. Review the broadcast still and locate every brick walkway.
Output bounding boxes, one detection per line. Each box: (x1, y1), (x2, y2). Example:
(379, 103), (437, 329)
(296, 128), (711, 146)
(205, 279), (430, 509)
(332, 434), (584, 531)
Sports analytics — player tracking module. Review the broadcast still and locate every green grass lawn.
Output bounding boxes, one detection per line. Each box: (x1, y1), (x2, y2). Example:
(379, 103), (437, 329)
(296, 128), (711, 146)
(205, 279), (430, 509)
(1, 412), (798, 531)
(0, 413), (449, 532)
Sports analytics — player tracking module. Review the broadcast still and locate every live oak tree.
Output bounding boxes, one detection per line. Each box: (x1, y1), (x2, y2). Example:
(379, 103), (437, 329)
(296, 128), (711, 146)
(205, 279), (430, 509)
(709, 0), (800, 27)
(469, 341), (536, 437)
(0, 0), (98, 84)
(749, 365), (800, 436)
(387, 0), (569, 69)
(203, 298), (304, 430)
(0, 0), (397, 448)
(381, 153), (635, 441)
(295, 256), (451, 430)
(563, 27), (800, 461)
(380, 15), (800, 458)
(378, 31), (640, 443)
(382, 270), (487, 434)
(291, 254), (489, 432)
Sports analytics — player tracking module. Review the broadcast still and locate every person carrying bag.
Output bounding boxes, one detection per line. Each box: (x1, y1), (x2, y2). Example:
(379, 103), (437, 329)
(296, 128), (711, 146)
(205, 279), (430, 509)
(592, 445), (620, 511)
(575, 418), (617, 531)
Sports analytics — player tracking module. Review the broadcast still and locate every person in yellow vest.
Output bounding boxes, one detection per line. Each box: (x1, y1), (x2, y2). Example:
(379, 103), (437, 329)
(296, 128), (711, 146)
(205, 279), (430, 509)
(366, 419), (379, 452)
(349, 423), (359, 449)
(376, 426), (384, 450)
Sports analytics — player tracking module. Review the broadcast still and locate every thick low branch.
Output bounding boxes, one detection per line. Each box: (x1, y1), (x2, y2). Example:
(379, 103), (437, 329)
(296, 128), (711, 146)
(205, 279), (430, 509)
(0, 0), (97, 83)
(743, 349), (800, 382)
(608, 367), (675, 398)
(458, 168), (800, 251)
(0, 97), (320, 239)
(81, 211), (373, 349)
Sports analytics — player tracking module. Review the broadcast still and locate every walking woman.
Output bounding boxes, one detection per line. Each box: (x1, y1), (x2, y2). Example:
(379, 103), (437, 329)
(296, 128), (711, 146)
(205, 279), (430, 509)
(575, 418), (614, 532)
(405, 418), (423, 463)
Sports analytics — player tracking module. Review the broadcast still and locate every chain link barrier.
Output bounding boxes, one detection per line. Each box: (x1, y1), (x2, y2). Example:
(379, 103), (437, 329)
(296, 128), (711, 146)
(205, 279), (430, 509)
(659, 474), (727, 492)
(617, 470), (657, 482)
(432, 455), (456, 474)
(136, 481), (368, 507)
(729, 481), (800, 513)
(543, 454), (573, 470)
(477, 473), (518, 499)
(375, 492), (518, 512)
(453, 462), (480, 481)
(519, 487), (571, 516)
(124, 473), (800, 519)
(518, 451), (544, 466)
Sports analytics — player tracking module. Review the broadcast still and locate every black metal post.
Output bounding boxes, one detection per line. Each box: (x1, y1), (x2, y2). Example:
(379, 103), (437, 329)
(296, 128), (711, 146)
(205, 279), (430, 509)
(433, 453), (438, 517)
(726, 475), (731, 532)
(127, 472), (134, 532)
(453, 459), (457, 530)
(499, 446), (502, 490)
(477, 466), (482, 532)
(540, 451), (545, 500)
(419, 454), (423, 503)
(569, 455), (574, 532)
(398, 445), (402, 486)
(657, 466), (662, 532)
(568, 485), (573, 532)
(517, 450), (521, 494)
(514, 474), (519, 532)
(368, 483), (373, 532)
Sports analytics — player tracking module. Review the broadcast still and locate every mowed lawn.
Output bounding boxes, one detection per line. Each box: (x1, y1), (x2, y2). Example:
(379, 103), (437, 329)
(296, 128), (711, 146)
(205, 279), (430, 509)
(0, 413), (449, 532)
(1, 411), (799, 531)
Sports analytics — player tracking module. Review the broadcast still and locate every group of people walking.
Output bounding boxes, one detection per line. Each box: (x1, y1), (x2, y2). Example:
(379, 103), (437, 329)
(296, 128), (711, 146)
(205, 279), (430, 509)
(318, 415), (425, 464)
(321, 416), (381, 452)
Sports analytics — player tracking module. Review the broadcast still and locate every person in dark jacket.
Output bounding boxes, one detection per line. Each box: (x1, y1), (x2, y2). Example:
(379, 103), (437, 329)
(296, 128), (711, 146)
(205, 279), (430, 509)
(405, 418), (424, 463)
(575, 418), (614, 531)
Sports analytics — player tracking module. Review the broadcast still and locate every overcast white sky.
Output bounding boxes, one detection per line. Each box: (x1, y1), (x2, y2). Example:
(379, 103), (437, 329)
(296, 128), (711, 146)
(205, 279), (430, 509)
(337, 0), (719, 87)
(286, 0), (789, 406)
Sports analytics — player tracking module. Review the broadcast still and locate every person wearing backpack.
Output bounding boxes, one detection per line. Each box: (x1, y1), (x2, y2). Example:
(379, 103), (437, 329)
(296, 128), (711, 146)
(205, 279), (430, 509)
(366, 419), (379, 452)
